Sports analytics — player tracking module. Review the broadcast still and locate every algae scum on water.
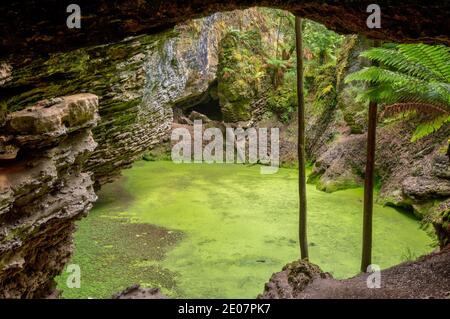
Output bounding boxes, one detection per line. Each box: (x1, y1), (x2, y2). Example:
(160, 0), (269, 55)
(56, 161), (433, 298)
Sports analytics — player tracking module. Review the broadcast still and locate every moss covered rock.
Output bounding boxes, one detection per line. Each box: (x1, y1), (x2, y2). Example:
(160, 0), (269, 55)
(217, 30), (269, 122)
(335, 35), (372, 134)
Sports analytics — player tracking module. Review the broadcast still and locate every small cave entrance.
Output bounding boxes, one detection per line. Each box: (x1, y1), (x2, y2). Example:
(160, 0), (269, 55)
(173, 80), (223, 122)
(185, 96), (222, 121)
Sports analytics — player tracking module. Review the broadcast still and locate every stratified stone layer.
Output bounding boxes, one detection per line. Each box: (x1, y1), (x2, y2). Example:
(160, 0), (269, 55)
(0, 94), (99, 298)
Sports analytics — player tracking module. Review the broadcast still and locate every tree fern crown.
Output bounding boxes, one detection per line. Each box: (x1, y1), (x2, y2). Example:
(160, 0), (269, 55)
(345, 43), (450, 141)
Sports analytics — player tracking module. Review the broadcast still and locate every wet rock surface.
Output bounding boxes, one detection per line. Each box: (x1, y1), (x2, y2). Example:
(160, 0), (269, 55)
(0, 94), (99, 298)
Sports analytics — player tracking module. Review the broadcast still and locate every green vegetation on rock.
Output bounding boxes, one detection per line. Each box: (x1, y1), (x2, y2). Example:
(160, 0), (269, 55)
(217, 30), (267, 122)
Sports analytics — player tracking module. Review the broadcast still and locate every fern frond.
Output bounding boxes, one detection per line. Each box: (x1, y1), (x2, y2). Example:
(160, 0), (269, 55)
(411, 115), (450, 142)
(398, 44), (450, 82)
(382, 102), (449, 119)
(360, 47), (442, 82)
(394, 83), (450, 106)
(345, 67), (425, 87)
(346, 64), (450, 107)
(346, 42), (450, 141)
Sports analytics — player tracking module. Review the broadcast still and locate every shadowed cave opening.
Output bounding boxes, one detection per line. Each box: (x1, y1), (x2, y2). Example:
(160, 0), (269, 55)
(185, 96), (222, 121)
(173, 80), (223, 122)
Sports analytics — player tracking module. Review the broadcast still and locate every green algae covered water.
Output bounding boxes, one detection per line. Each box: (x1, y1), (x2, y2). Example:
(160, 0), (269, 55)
(56, 161), (433, 298)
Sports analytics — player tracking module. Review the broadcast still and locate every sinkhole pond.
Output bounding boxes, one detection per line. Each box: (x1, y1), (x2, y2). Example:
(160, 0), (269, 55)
(56, 161), (433, 298)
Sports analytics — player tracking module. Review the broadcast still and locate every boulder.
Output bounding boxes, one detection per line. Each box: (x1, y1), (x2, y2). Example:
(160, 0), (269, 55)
(189, 111), (211, 123)
(403, 176), (450, 200)
(258, 260), (331, 299)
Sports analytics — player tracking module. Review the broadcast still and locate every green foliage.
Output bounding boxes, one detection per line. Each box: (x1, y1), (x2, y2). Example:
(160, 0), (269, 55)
(217, 29), (268, 122)
(266, 71), (298, 122)
(257, 8), (296, 58)
(266, 57), (292, 71)
(303, 20), (344, 64)
(346, 43), (450, 141)
(142, 143), (171, 161)
(257, 9), (343, 64)
(216, 9), (344, 124)
(308, 63), (337, 112)
(412, 115), (450, 142)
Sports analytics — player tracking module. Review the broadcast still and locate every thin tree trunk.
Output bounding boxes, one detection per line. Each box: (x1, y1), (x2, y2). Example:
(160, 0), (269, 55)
(360, 39), (381, 273)
(361, 99), (377, 272)
(275, 16), (282, 59)
(295, 16), (308, 260)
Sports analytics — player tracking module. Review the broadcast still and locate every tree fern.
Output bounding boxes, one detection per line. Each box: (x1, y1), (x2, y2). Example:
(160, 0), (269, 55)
(345, 43), (450, 141)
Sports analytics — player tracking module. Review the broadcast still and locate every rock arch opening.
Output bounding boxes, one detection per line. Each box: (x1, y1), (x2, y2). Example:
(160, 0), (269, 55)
(173, 80), (223, 122)
(0, 0), (449, 60)
(0, 1), (449, 299)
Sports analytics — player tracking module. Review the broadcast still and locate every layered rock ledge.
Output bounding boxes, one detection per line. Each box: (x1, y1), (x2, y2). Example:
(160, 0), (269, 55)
(0, 9), (273, 187)
(0, 94), (99, 298)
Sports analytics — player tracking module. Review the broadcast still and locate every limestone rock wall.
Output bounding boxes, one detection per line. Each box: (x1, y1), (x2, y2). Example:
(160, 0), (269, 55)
(0, 9), (277, 297)
(0, 8), (271, 187)
(0, 94), (99, 298)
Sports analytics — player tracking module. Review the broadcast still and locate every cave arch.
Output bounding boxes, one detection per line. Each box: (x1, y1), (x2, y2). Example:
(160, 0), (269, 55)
(0, 0), (449, 61)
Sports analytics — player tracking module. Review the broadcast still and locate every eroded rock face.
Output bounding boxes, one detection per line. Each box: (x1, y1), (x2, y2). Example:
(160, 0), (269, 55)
(0, 94), (99, 298)
(309, 134), (366, 193)
(1, 8), (271, 187)
(0, 63), (12, 87)
(0, 0), (449, 60)
(403, 177), (450, 200)
(433, 155), (450, 179)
